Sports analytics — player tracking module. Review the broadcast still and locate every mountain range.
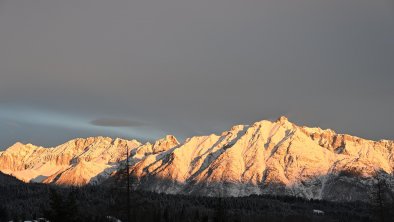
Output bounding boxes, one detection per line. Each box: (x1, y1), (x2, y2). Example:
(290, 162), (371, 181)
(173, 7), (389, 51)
(1, 116), (393, 202)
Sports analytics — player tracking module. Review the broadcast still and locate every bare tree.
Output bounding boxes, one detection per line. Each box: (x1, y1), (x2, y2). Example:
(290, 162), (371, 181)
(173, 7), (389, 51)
(113, 144), (133, 222)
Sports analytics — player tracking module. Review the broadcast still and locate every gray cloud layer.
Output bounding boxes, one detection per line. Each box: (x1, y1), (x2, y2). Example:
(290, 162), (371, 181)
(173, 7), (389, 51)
(0, 0), (393, 148)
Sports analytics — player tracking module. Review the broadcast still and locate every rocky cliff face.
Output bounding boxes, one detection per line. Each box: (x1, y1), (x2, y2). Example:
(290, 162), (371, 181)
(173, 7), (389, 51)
(0, 117), (393, 201)
(0, 137), (142, 185)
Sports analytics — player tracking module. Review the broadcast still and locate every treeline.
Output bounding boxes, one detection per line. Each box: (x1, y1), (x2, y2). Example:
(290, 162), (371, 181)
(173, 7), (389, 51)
(0, 175), (393, 222)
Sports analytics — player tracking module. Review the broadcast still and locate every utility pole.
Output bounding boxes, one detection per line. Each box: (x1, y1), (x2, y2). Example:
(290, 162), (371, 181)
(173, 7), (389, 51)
(126, 145), (130, 222)
(377, 178), (385, 222)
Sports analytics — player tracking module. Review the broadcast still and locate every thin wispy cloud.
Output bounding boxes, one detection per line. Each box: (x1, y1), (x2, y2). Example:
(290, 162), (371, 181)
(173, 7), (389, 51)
(0, 106), (164, 147)
(90, 118), (145, 127)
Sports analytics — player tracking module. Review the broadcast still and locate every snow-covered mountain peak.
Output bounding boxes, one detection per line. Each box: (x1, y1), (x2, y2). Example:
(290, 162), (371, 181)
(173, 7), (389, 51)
(0, 117), (393, 201)
(153, 135), (179, 150)
(276, 115), (289, 123)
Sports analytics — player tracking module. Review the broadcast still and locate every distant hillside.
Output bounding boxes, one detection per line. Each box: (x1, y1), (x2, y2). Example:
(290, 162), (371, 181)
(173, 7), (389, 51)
(0, 172), (23, 186)
(0, 183), (380, 222)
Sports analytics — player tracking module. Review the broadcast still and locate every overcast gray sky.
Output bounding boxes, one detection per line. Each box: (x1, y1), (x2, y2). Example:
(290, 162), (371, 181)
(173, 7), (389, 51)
(0, 0), (393, 148)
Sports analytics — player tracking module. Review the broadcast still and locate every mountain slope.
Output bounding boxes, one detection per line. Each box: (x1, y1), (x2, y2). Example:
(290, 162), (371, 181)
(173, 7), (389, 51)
(0, 137), (142, 185)
(0, 117), (393, 201)
(125, 117), (394, 201)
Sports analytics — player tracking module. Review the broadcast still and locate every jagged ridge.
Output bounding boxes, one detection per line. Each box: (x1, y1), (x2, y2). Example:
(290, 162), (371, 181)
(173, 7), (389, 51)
(0, 116), (393, 201)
